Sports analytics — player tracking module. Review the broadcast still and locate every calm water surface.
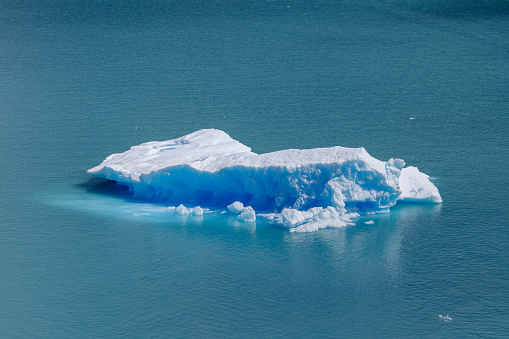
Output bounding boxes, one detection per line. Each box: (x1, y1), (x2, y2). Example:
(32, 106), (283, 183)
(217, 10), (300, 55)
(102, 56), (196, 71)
(1, 0), (508, 337)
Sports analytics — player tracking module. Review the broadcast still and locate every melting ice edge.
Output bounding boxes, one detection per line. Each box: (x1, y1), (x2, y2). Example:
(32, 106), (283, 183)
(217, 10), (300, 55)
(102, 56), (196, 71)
(88, 129), (441, 232)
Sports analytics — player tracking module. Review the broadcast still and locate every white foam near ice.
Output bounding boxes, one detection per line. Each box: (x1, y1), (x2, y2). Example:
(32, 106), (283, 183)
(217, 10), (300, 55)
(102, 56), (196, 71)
(88, 129), (442, 232)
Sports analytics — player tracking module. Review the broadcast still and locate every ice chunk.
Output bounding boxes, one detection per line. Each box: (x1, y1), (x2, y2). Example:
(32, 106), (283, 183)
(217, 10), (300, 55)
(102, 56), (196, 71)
(272, 206), (358, 232)
(398, 166), (442, 203)
(175, 204), (203, 216)
(289, 207), (350, 232)
(227, 201), (244, 215)
(192, 206), (203, 216)
(439, 315), (452, 322)
(88, 129), (442, 232)
(176, 204), (190, 215)
(280, 208), (314, 228)
(364, 220), (375, 224)
(237, 206), (256, 223)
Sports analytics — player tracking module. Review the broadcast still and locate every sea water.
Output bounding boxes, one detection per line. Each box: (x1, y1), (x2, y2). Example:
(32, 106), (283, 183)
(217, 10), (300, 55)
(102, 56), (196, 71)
(1, 0), (508, 337)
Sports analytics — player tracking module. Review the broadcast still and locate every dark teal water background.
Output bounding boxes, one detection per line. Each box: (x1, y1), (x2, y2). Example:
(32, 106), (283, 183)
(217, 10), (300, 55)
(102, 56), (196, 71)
(1, 1), (508, 337)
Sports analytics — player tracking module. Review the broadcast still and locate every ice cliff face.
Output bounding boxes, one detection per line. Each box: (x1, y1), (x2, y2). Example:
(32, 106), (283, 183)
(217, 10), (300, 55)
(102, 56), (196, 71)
(88, 129), (441, 232)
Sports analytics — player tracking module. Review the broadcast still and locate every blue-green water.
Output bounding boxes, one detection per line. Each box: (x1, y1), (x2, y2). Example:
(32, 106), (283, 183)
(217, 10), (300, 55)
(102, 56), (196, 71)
(1, 1), (508, 337)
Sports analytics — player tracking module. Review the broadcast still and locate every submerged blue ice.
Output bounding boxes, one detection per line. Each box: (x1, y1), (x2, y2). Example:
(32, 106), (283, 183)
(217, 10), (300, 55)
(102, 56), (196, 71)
(88, 129), (441, 232)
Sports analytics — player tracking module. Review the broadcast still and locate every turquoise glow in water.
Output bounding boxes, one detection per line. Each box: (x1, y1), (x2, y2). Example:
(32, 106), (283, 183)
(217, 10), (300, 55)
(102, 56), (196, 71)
(1, 1), (508, 337)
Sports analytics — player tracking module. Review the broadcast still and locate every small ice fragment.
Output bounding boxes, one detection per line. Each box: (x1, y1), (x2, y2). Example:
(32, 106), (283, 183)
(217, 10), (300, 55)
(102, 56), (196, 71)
(192, 206), (203, 216)
(439, 315), (452, 322)
(176, 204), (190, 215)
(237, 206), (256, 223)
(227, 201), (244, 215)
(410, 117), (416, 120)
(364, 220), (374, 224)
(167, 206), (176, 211)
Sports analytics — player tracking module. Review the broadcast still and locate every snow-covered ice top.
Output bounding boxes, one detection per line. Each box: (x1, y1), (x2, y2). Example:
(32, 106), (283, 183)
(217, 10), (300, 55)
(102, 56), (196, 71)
(88, 129), (441, 232)
(88, 129), (252, 181)
(89, 129), (386, 177)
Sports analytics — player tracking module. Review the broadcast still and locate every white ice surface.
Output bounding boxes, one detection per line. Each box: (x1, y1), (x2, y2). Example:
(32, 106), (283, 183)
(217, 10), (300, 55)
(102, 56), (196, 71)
(88, 129), (441, 232)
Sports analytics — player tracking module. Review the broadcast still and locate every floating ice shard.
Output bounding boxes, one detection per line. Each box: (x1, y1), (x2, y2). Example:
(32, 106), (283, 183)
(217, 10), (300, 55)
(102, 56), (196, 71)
(227, 201), (244, 215)
(88, 129), (441, 232)
(192, 206), (203, 216)
(176, 204), (190, 215)
(439, 315), (452, 322)
(237, 206), (256, 223)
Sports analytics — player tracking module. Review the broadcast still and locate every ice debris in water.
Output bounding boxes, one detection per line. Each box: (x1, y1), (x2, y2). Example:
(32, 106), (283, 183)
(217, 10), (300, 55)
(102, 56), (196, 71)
(236, 206), (256, 223)
(439, 315), (452, 322)
(226, 201), (255, 222)
(364, 220), (375, 224)
(175, 204), (203, 216)
(88, 129), (442, 232)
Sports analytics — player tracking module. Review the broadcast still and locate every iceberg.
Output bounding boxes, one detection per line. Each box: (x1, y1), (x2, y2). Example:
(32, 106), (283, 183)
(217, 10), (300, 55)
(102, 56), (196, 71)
(88, 129), (441, 232)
